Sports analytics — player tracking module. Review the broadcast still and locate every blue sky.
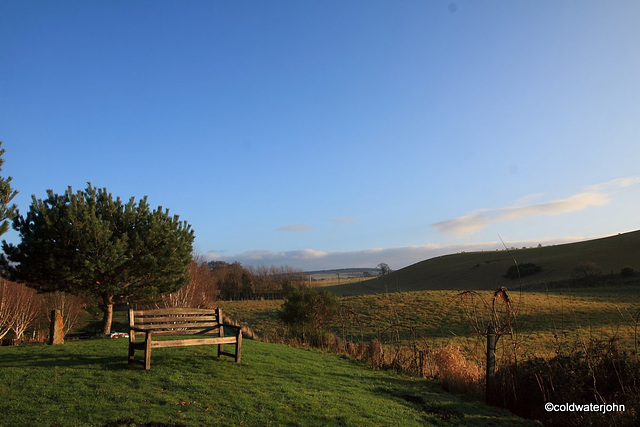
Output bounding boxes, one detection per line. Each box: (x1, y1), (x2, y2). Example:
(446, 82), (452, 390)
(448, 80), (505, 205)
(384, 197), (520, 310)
(1, 1), (639, 271)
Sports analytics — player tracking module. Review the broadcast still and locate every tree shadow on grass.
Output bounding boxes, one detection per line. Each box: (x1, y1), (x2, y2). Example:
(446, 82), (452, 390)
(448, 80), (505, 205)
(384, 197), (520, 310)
(0, 342), (232, 371)
(0, 349), (131, 370)
(328, 370), (532, 425)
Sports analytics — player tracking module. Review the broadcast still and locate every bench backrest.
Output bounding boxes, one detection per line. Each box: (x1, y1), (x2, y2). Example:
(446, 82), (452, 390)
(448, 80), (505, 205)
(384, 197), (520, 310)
(129, 307), (224, 335)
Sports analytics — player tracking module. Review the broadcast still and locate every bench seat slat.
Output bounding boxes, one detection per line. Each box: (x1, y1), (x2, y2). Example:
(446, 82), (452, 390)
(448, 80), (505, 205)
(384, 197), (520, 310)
(135, 315), (218, 324)
(131, 321), (221, 330)
(134, 328), (219, 335)
(132, 308), (217, 316)
(151, 336), (237, 348)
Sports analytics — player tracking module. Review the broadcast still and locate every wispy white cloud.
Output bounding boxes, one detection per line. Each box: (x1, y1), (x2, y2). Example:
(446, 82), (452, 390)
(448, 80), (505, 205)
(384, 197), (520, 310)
(277, 224), (313, 233)
(329, 217), (355, 224)
(586, 176), (640, 192)
(431, 176), (640, 238)
(432, 192), (609, 237)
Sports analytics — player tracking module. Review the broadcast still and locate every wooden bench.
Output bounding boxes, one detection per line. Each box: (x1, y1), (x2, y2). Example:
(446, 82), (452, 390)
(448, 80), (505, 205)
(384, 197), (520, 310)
(128, 307), (242, 370)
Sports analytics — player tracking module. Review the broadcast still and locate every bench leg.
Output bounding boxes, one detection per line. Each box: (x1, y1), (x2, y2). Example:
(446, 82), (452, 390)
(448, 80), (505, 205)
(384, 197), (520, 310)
(235, 330), (242, 363)
(128, 345), (135, 364)
(144, 332), (152, 370)
(128, 331), (135, 364)
(218, 325), (225, 359)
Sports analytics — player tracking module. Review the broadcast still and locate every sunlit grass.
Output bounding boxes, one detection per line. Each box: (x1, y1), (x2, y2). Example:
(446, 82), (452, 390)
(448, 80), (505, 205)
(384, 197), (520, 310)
(0, 339), (531, 426)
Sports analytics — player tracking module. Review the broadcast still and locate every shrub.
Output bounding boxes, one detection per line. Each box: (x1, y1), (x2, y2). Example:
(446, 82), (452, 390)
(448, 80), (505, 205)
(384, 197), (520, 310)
(574, 262), (602, 279)
(620, 267), (635, 278)
(495, 339), (640, 426)
(279, 287), (338, 344)
(503, 263), (542, 280)
(0, 279), (41, 341)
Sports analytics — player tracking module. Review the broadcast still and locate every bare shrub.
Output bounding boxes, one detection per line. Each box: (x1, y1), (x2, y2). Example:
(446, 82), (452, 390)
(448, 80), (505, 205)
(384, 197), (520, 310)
(10, 283), (40, 340)
(40, 292), (86, 336)
(0, 279), (15, 339)
(0, 279), (42, 341)
(163, 260), (217, 308)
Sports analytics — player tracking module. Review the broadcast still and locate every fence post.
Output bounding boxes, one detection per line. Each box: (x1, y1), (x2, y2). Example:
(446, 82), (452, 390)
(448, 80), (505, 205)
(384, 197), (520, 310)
(486, 324), (496, 404)
(49, 309), (64, 345)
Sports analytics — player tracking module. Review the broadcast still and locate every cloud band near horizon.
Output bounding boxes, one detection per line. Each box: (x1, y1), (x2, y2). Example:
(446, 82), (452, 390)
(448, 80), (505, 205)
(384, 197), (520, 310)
(204, 235), (600, 271)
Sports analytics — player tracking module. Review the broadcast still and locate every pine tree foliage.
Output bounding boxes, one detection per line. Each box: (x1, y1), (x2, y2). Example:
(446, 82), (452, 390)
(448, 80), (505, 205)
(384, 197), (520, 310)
(0, 183), (194, 334)
(0, 142), (18, 237)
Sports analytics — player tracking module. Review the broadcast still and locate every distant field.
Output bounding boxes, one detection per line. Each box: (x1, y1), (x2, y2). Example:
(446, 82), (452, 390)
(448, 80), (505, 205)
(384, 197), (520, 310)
(220, 281), (640, 360)
(312, 276), (374, 287)
(307, 268), (378, 280)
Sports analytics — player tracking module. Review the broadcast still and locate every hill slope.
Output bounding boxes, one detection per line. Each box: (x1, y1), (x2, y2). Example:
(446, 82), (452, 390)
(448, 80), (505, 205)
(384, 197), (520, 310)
(328, 230), (640, 295)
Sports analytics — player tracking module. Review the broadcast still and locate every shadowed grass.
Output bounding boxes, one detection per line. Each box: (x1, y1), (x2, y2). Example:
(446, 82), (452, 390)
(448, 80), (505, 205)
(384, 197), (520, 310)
(326, 230), (640, 295)
(0, 339), (532, 426)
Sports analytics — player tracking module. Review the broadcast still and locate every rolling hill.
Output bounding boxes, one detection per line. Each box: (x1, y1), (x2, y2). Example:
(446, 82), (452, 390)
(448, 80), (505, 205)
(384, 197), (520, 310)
(327, 230), (640, 295)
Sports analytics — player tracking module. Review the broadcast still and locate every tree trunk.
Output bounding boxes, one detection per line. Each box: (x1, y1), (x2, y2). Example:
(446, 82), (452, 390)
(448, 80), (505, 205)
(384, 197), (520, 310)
(102, 295), (114, 336)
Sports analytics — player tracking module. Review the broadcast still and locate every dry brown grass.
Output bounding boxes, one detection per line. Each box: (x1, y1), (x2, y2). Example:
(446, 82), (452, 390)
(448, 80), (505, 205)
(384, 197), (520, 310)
(432, 345), (483, 397)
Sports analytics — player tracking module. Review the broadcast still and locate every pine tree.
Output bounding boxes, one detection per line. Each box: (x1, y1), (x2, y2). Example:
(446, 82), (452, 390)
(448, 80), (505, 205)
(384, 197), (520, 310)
(0, 142), (18, 237)
(1, 184), (194, 334)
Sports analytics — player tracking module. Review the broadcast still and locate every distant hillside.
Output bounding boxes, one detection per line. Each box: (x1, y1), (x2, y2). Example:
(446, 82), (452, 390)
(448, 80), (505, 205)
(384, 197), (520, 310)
(327, 230), (640, 295)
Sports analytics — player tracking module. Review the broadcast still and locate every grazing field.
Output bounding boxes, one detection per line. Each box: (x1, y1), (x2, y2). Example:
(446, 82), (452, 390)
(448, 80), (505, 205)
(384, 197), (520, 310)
(220, 281), (640, 359)
(313, 276), (375, 287)
(0, 338), (531, 426)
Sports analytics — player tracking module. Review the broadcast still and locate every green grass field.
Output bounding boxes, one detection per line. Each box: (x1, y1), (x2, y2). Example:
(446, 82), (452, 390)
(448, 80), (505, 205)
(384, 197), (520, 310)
(0, 339), (532, 426)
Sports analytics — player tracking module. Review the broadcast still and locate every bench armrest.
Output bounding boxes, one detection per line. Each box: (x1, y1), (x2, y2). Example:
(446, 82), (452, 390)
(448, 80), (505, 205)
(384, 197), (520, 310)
(221, 323), (242, 332)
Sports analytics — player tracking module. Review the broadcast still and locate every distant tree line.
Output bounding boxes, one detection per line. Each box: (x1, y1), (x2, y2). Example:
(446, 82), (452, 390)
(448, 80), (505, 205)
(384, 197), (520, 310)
(208, 261), (307, 300)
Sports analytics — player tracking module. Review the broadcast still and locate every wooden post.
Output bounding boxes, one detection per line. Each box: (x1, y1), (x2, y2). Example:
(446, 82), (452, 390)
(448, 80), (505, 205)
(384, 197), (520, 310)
(49, 309), (64, 345)
(486, 324), (496, 405)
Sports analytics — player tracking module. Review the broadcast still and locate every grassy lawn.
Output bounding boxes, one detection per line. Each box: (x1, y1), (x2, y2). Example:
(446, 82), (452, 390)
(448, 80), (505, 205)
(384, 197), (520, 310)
(0, 338), (532, 426)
